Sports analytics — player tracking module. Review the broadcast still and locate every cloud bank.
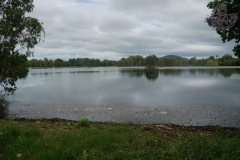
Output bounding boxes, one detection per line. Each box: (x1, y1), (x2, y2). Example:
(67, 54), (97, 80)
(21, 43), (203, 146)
(29, 0), (236, 60)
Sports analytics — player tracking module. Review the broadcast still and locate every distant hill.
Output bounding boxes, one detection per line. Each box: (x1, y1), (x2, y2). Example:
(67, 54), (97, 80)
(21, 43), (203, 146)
(161, 55), (189, 61)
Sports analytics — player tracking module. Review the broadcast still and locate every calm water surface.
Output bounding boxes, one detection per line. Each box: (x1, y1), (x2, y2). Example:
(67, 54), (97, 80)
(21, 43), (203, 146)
(3, 67), (240, 127)
(8, 67), (240, 107)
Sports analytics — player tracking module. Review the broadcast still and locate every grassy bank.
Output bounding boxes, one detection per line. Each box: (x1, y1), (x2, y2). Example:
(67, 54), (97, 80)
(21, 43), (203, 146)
(0, 119), (240, 160)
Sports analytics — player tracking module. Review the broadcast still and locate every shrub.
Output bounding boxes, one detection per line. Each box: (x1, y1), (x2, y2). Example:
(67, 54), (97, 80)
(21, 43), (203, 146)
(76, 119), (90, 128)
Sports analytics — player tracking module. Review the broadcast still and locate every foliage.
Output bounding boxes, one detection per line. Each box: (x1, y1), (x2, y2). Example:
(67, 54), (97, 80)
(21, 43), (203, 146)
(76, 118), (90, 128)
(0, 99), (8, 119)
(158, 57), (188, 66)
(53, 58), (64, 67)
(145, 54), (158, 68)
(0, 120), (240, 159)
(118, 55), (144, 67)
(27, 54), (240, 68)
(189, 56), (208, 66)
(0, 0), (45, 98)
(205, 60), (218, 66)
(0, 55), (28, 96)
(218, 54), (240, 66)
(43, 58), (53, 67)
(205, 0), (240, 58)
(28, 57), (132, 67)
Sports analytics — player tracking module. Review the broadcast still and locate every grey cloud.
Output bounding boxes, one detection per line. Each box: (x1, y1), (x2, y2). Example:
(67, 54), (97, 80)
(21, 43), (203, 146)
(98, 12), (140, 32)
(28, 0), (236, 61)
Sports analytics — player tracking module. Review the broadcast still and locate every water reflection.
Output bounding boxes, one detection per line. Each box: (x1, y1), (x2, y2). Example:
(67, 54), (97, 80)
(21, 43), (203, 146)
(120, 69), (144, 78)
(30, 71), (100, 76)
(145, 70), (159, 81)
(31, 73), (40, 76)
(189, 68), (240, 78)
(159, 70), (184, 76)
(219, 69), (235, 78)
(7, 67), (240, 123)
(120, 68), (240, 80)
(120, 69), (186, 81)
(28, 68), (240, 81)
(69, 71), (100, 73)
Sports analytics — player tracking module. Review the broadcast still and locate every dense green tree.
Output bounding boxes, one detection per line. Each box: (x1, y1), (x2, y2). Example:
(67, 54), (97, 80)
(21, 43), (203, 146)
(157, 58), (188, 66)
(118, 58), (125, 66)
(107, 60), (117, 66)
(54, 58), (63, 67)
(83, 58), (88, 66)
(221, 54), (233, 60)
(125, 57), (134, 66)
(189, 57), (197, 66)
(137, 60), (143, 66)
(95, 59), (101, 66)
(48, 59), (54, 67)
(0, 0), (45, 97)
(208, 56), (215, 60)
(63, 61), (69, 67)
(145, 55), (158, 69)
(189, 57), (209, 66)
(68, 59), (75, 66)
(28, 59), (38, 67)
(38, 59), (43, 67)
(135, 55), (144, 66)
(205, 60), (218, 66)
(75, 58), (81, 66)
(101, 60), (108, 66)
(43, 57), (49, 67)
(117, 56), (137, 66)
(197, 59), (208, 66)
(86, 59), (94, 67)
(28, 54), (240, 68)
(218, 54), (234, 66)
(205, 0), (240, 58)
(128, 55), (144, 66)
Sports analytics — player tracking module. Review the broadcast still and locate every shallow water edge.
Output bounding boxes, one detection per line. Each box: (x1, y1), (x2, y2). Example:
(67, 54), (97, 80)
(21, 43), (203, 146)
(3, 101), (240, 128)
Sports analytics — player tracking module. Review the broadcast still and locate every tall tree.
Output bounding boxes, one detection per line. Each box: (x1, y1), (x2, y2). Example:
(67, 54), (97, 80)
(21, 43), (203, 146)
(205, 0), (240, 58)
(145, 55), (158, 69)
(43, 57), (49, 67)
(54, 58), (63, 67)
(0, 0), (45, 98)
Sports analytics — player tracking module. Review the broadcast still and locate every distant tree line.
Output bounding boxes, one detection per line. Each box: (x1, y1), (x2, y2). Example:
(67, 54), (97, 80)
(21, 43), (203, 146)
(27, 54), (240, 68)
(189, 54), (240, 66)
(28, 58), (118, 67)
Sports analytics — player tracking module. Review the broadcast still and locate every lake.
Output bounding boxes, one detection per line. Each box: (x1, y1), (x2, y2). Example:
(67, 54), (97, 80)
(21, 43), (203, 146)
(2, 67), (240, 127)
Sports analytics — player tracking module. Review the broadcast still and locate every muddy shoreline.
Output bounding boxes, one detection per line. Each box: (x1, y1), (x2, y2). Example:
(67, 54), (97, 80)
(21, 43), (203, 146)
(2, 101), (240, 128)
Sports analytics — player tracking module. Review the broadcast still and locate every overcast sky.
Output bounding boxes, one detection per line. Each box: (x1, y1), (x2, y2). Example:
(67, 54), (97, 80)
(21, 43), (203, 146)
(28, 0), (236, 60)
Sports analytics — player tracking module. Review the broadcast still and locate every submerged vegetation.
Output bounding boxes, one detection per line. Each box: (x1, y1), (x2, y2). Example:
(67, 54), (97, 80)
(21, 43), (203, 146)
(28, 54), (240, 68)
(0, 119), (240, 159)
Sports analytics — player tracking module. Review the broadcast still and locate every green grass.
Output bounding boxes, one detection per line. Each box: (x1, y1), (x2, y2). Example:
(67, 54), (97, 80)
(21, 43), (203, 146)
(76, 118), (91, 128)
(0, 120), (240, 160)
